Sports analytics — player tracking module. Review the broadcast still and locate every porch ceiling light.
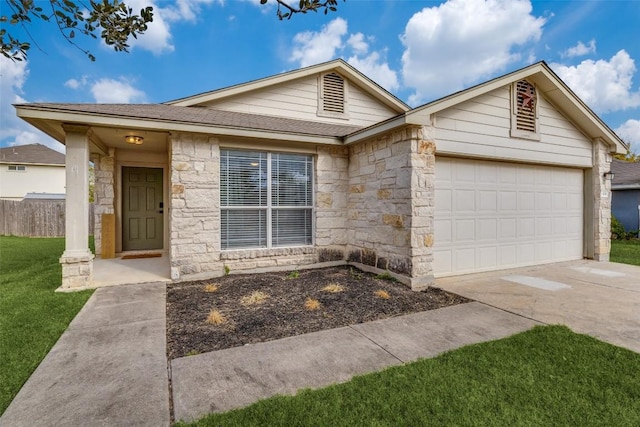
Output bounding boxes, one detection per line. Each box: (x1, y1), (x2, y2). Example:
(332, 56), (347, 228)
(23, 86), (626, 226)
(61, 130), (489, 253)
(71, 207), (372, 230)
(125, 135), (144, 145)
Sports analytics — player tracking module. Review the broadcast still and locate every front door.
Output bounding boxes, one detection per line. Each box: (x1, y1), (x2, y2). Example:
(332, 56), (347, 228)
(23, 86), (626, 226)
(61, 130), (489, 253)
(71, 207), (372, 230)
(122, 167), (164, 251)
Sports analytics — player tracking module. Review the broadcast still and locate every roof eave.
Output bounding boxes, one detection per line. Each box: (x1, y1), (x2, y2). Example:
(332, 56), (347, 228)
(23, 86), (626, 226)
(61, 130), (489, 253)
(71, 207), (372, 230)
(15, 105), (345, 146)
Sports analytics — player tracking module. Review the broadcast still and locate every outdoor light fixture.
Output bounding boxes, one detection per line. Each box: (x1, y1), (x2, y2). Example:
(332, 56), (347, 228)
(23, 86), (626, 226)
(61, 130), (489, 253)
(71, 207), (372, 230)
(125, 135), (144, 145)
(603, 171), (615, 180)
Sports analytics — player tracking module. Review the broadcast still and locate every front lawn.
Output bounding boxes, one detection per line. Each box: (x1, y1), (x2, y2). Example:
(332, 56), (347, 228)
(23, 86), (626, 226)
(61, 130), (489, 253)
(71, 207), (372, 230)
(178, 325), (640, 427)
(0, 236), (93, 415)
(611, 239), (640, 266)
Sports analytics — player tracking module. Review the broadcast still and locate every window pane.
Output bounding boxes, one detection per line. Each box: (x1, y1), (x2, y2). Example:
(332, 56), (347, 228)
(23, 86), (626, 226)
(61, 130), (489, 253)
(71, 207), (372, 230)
(221, 209), (267, 249)
(271, 153), (313, 206)
(220, 150), (267, 207)
(272, 209), (312, 247)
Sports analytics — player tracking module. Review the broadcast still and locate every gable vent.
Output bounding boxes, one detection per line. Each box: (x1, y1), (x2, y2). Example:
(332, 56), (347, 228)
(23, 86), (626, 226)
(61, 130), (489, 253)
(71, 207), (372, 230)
(515, 80), (537, 133)
(322, 72), (345, 114)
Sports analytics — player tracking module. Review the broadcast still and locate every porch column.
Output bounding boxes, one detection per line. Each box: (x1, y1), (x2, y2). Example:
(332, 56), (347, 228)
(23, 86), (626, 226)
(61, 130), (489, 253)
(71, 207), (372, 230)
(59, 124), (94, 290)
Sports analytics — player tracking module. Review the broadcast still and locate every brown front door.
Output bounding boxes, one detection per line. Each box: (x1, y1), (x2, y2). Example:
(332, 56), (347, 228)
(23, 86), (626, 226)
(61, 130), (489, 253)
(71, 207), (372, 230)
(122, 167), (163, 251)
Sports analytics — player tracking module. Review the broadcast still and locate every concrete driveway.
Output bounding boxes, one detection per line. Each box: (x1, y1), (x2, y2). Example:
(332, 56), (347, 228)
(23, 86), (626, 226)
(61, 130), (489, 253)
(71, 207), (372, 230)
(436, 260), (640, 353)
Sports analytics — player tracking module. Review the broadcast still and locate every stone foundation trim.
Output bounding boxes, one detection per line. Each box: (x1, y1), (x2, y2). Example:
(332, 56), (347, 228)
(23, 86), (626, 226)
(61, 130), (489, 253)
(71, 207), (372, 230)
(220, 246), (317, 261)
(58, 252), (95, 291)
(349, 262), (433, 291)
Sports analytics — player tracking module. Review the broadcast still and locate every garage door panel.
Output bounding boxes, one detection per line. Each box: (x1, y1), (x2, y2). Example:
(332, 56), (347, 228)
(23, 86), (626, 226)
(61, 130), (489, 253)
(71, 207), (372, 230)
(499, 191), (517, 210)
(455, 248), (475, 271)
(434, 157), (584, 277)
(435, 189), (452, 212)
(478, 190), (497, 211)
(535, 193), (552, 211)
(478, 247), (497, 269)
(499, 218), (517, 238)
(477, 219), (497, 240)
(455, 219), (475, 241)
(518, 192), (535, 210)
(455, 190), (475, 211)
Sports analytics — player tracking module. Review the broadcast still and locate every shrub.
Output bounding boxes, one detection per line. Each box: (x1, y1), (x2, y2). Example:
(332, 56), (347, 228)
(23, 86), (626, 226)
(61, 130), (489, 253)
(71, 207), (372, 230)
(611, 215), (626, 240)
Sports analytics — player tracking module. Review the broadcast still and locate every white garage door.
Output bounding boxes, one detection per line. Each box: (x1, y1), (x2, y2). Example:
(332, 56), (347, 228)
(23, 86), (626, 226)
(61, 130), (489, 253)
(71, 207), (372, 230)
(434, 157), (584, 277)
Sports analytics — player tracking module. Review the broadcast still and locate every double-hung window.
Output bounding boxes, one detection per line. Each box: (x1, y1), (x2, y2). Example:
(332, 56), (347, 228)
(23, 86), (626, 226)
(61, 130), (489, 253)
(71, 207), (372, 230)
(220, 150), (314, 250)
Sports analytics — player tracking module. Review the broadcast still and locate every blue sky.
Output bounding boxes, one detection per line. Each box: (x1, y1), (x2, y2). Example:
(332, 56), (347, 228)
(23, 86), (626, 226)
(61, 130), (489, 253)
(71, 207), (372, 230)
(1, 0), (639, 153)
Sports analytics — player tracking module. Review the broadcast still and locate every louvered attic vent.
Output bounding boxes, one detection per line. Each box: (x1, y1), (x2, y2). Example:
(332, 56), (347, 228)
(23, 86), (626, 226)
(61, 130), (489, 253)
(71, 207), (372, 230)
(322, 72), (345, 114)
(515, 80), (537, 133)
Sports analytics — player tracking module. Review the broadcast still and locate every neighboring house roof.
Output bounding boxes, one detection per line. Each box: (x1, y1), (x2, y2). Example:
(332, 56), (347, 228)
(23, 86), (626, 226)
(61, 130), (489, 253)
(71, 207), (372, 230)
(166, 59), (410, 113)
(14, 103), (362, 138)
(24, 192), (66, 200)
(345, 61), (627, 154)
(611, 159), (640, 189)
(0, 143), (65, 165)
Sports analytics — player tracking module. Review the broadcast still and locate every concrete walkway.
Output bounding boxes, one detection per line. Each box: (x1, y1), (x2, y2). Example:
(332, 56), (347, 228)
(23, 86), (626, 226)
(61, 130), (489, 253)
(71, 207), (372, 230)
(0, 282), (170, 427)
(170, 302), (537, 422)
(4, 259), (638, 425)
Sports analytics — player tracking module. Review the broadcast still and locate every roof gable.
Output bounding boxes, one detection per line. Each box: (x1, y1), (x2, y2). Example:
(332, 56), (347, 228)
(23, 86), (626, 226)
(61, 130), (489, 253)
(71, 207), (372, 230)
(166, 59), (409, 114)
(0, 143), (64, 165)
(402, 62), (626, 153)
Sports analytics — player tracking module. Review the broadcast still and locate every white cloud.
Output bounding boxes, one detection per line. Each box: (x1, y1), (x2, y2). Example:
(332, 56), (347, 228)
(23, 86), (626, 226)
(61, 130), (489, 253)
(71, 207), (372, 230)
(124, 0), (174, 55)
(562, 39), (596, 58)
(615, 119), (640, 154)
(551, 50), (640, 114)
(117, 0), (219, 55)
(290, 18), (348, 67)
(90, 78), (148, 103)
(401, 0), (546, 105)
(347, 33), (369, 55)
(0, 57), (65, 152)
(289, 18), (399, 93)
(160, 0), (221, 22)
(347, 52), (399, 92)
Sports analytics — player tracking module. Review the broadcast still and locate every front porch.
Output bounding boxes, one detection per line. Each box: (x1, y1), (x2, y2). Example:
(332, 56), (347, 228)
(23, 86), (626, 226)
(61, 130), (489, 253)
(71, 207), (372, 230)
(91, 254), (171, 288)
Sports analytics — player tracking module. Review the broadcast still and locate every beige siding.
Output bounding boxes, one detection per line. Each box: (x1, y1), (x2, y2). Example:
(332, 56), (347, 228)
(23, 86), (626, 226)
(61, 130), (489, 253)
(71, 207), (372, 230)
(434, 86), (593, 167)
(0, 164), (66, 200)
(200, 76), (399, 127)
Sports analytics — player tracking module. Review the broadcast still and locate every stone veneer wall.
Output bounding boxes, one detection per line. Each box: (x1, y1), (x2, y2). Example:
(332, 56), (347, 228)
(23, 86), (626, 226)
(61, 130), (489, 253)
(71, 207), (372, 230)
(592, 138), (612, 261)
(170, 133), (222, 280)
(315, 146), (349, 260)
(91, 148), (116, 257)
(347, 125), (435, 289)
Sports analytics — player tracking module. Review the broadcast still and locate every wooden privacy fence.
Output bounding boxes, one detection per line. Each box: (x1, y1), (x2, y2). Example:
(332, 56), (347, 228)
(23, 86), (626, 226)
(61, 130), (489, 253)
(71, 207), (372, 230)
(0, 199), (94, 237)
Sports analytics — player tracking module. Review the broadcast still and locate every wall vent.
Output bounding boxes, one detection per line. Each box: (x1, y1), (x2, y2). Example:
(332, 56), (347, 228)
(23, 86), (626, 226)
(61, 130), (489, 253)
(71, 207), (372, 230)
(515, 80), (537, 133)
(321, 72), (345, 114)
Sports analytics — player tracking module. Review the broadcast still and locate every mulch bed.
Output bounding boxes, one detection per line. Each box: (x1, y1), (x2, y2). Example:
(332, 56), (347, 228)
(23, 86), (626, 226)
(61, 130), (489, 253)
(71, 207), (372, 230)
(166, 266), (471, 359)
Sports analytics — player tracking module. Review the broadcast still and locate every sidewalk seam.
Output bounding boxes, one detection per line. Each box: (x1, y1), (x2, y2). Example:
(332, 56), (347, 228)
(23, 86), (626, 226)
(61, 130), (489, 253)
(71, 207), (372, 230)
(347, 325), (406, 364)
(476, 301), (548, 326)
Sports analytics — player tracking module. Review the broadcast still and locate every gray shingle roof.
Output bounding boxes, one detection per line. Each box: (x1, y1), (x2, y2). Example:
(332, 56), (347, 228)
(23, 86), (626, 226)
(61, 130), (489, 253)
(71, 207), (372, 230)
(0, 143), (64, 165)
(17, 103), (363, 138)
(611, 159), (640, 186)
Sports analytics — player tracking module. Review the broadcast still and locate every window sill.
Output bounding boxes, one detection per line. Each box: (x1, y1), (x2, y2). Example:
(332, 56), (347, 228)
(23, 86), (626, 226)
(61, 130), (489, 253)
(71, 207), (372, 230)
(220, 246), (316, 260)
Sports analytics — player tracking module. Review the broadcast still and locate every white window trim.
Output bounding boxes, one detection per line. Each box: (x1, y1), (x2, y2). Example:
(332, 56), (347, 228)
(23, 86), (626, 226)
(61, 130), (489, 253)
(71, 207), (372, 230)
(510, 80), (541, 141)
(220, 150), (315, 251)
(7, 165), (27, 172)
(317, 72), (350, 120)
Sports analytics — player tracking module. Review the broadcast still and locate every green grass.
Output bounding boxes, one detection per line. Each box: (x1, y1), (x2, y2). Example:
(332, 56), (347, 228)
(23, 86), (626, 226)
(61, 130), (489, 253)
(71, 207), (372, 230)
(0, 236), (94, 415)
(178, 325), (640, 427)
(611, 239), (640, 266)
